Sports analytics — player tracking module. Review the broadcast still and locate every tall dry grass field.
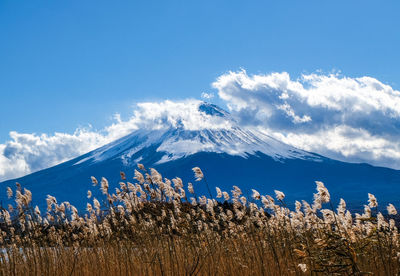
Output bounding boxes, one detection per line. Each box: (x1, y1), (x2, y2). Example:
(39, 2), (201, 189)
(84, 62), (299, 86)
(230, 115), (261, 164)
(0, 165), (399, 275)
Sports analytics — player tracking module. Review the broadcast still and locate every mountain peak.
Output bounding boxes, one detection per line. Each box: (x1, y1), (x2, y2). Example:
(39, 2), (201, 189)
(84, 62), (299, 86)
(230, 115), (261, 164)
(198, 102), (229, 118)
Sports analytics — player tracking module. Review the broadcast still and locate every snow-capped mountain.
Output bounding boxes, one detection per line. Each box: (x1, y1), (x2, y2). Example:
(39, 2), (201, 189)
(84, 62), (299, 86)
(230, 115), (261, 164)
(74, 105), (319, 166)
(1, 102), (400, 210)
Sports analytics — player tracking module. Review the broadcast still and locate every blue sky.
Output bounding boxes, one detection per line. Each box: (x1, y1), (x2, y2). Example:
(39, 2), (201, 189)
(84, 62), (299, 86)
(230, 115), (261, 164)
(1, 1), (400, 180)
(1, 0), (399, 142)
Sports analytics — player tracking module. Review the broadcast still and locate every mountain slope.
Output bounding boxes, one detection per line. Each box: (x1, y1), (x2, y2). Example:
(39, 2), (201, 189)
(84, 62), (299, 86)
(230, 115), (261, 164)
(1, 102), (399, 210)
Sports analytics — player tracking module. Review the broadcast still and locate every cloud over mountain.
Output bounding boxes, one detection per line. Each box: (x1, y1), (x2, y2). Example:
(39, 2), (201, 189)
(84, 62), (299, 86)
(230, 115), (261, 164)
(1, 71), (400, 182)
(0, 100), (232, 181)
(213, 70), (400, 168)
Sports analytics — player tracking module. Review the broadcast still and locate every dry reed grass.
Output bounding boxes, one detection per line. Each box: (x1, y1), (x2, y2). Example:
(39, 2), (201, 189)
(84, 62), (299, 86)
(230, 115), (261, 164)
(0, 165), (399, 275)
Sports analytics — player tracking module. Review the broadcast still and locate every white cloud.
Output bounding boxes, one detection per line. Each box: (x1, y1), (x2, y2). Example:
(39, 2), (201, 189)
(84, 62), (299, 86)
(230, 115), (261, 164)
(213, 69), (400, 168)
(0, 99), (232, 181)
(263, 125), (400, 168)
(128, 100), (233, 131)
(201, 92), (214, 99)
(0, 130), (110, 181)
